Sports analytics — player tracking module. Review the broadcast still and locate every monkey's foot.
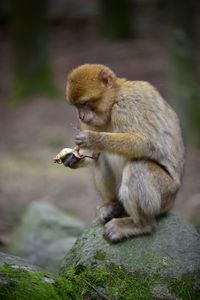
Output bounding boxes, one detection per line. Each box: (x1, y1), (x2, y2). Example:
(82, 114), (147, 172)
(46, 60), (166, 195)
(97, 202), (124, 224)
(104, 217), (152, 243)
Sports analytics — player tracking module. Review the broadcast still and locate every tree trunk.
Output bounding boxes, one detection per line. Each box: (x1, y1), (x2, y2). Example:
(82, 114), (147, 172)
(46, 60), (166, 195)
(11, 0), (54, 101)
(166, 0), (200, 145)
(99, 0), (134, 39)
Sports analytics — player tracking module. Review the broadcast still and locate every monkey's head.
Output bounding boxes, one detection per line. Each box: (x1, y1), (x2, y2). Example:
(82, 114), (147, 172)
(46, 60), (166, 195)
(66, 64), (117, 127)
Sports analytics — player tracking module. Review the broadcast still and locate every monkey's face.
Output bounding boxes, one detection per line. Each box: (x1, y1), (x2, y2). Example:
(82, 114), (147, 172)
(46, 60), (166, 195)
(73, 100), (106, 126)
(67, 81), (106, 127)
(66, 64), (116, 127)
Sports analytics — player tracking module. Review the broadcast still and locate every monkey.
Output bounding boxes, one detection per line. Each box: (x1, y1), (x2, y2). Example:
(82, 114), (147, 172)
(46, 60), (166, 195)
(54, 64), (185, 243)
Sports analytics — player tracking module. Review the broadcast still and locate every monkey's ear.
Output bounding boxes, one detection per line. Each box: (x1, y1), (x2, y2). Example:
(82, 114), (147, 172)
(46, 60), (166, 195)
(99, 70), (113, 88)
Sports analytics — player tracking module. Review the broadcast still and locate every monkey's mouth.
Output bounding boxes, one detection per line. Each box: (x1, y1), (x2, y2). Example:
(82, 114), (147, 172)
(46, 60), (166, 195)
(78, 110), (94, 124)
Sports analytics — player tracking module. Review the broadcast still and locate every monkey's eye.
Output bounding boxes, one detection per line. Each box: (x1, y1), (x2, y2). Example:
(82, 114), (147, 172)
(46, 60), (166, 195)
(78, 100), (89, 106)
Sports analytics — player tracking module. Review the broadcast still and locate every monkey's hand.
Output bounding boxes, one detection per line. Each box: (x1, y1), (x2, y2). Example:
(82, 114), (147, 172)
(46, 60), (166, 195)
(75, 131), (90, 148)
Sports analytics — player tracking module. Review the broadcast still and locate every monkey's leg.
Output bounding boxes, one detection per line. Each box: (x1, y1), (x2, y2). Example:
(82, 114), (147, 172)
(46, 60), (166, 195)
(94, 156), (125, 223)
(97, 201), (125, 224)
(104, 161), (177, 242)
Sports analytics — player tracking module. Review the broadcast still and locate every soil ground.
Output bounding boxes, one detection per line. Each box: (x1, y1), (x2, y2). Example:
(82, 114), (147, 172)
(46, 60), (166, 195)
(0, 26), (199, 242)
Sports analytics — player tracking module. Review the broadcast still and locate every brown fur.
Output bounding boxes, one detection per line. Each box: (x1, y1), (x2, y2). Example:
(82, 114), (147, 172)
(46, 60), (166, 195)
(62, 64), (185, 242)
(67, 64), (116, 104)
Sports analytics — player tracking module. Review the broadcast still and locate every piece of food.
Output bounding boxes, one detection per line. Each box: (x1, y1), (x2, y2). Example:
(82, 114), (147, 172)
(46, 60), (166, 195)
(53, 146), (99, 165)
(53, 148), (74, 164)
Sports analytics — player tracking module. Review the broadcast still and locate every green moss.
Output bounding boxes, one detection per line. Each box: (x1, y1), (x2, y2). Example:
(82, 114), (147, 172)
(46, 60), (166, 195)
(60, 264), (200, 300)
(169, 274), (200, 300)
(62, 264), (155, 299)
(93, 250), (106, 261)
(0, 262), (199, 300)
(0, 264), (57, 300)
(0, 265), (64, 300)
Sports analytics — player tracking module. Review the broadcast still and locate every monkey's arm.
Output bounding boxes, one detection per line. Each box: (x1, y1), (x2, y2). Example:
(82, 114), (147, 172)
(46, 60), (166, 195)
(75, 131), (154, 158)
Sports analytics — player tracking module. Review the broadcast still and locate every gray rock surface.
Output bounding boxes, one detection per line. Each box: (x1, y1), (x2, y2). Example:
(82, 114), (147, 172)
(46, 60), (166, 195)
(60, 213), (200, 299)
(8, 201), (85, 273)
(0, 252), (41, 272)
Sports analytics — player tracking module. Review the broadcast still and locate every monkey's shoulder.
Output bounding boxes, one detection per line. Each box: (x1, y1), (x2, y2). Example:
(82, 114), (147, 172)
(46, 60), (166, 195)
(117, 80), (161, 103)
(112, 81), (162, 119)
(115, 80), (176, 118)
(112, 80), (181, 138)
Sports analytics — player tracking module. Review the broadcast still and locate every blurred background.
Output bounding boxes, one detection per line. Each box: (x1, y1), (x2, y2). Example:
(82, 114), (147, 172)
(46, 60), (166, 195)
(0, 0), (200, 245)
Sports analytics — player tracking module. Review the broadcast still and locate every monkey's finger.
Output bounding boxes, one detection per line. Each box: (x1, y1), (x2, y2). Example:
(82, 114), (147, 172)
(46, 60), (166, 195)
(73, 146), (80, 151)
(75, 137), (88, 148)
(75, 139), (86, 146)
(75, 140), (82, 146)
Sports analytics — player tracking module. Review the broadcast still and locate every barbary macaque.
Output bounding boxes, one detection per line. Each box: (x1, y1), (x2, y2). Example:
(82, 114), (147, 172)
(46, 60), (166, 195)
(54, 64), (185, 242)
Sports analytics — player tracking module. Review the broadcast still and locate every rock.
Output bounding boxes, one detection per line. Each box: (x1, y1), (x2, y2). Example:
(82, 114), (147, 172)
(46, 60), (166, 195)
(186, 194), (200, 233)
(8, 201), (85, 273)
(0, 252), (41, 272)
(0, 252), (67, 300)
(60, 214), (200, 299)
(1, 214), (200, 299)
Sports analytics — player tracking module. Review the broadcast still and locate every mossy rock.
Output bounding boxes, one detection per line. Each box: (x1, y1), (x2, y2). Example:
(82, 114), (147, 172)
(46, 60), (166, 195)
(60, 214), (200, 299)
(0, 252), (94, 300)
(0, 252), (65, 300)
(1, 214), (200, 299)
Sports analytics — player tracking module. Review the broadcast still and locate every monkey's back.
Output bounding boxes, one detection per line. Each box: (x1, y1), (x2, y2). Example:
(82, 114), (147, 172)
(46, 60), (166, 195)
(112, 81), (185, 186)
